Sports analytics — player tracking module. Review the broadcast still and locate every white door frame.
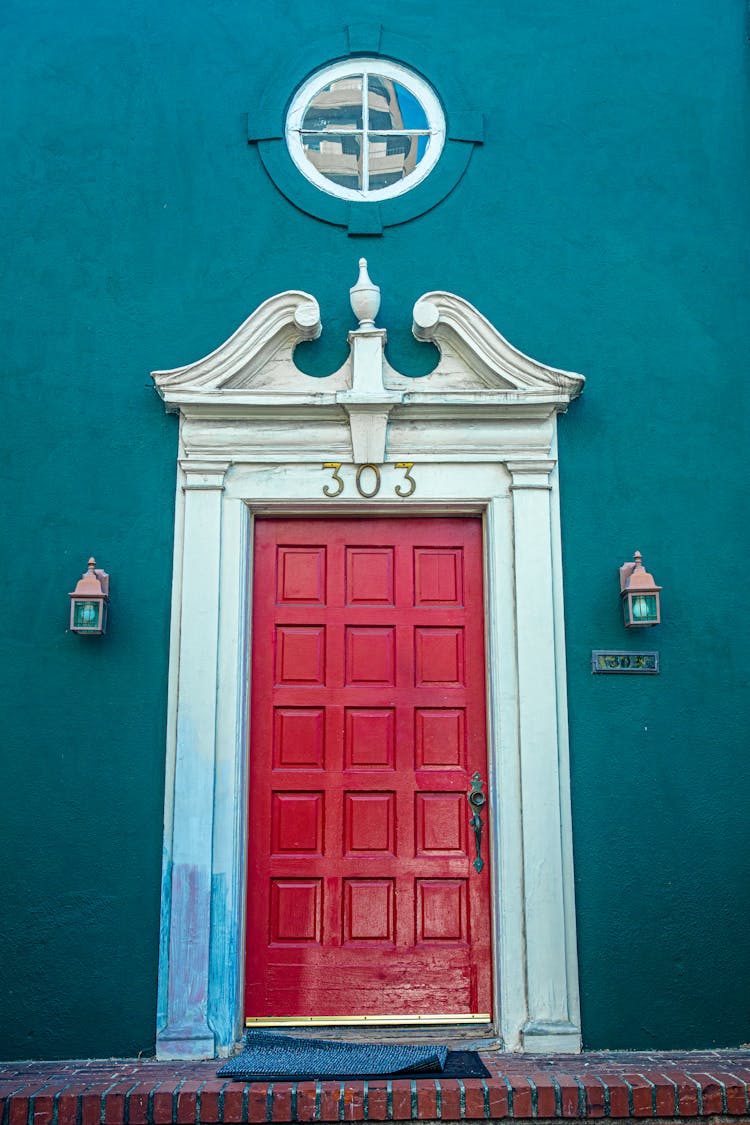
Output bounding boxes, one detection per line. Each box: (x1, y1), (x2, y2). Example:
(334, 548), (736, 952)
(152, 264), (584, 1059)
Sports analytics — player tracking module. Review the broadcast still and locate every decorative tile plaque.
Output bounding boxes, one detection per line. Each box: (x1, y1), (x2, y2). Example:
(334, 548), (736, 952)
(591, 650), (659, 674)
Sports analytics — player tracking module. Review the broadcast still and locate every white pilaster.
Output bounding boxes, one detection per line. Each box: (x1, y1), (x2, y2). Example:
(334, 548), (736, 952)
(156, 460), (230, 1060)
(484, 494), (527, 1052)
(209, 494), (250, 1053)
(507, 460), (581, 1052)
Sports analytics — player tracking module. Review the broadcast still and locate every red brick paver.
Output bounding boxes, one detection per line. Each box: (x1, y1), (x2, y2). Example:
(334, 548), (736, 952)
(2, 1051), (750, 1123)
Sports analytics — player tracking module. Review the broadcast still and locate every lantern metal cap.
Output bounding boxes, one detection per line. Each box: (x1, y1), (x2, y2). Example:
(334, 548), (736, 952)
(69, 557), (109, 599)
(619, 550), (661, 594)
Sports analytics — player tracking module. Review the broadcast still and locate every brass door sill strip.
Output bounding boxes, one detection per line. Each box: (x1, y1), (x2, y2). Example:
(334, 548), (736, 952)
(245, 1014), (491, 1028)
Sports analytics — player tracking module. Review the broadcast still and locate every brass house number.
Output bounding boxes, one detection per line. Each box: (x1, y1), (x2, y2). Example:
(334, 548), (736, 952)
(322, 462), (417, 499)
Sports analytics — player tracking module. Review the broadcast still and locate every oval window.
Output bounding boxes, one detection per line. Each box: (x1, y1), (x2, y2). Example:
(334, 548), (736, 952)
(286, 59), (446, 202)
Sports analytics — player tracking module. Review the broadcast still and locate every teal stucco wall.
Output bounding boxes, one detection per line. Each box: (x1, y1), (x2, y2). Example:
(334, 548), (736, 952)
(2, 0), (749, 1058)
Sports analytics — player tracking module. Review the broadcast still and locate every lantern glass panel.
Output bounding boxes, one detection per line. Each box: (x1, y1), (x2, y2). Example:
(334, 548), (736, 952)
(73, 600), (101, 630)
(624, 592), (658, 625)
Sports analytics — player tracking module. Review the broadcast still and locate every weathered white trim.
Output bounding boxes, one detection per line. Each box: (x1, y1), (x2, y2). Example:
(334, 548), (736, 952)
(154, 266), (584, 1058)
(157, 460), (230, 1060)
(410, 292), (583, 397)
(152, 292), (324, 399)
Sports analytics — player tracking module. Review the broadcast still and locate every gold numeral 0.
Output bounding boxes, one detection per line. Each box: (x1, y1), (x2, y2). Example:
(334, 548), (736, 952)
(355, 463), (381, 498)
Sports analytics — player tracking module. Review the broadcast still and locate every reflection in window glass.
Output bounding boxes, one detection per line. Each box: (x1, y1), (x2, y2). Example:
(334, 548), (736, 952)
(368, 134), (421, 189)
(368, 77), (430, 131)
(302, 77), (363, 131)
(287, 60), (445, 201)
(301, 133), (363, 190)
(366, 76), (396, 130)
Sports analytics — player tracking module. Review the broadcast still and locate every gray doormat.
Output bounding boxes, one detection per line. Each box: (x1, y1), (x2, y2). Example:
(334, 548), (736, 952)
(218, 1031), (486, 1081)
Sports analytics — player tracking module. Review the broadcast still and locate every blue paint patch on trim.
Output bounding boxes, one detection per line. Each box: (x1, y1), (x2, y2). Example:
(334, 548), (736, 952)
(209, 872), (239, 1049)
(156, 851), (172, 1032)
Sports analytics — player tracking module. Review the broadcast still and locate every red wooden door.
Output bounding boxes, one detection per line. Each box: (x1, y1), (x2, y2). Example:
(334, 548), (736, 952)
(245, 517), (492, 1021)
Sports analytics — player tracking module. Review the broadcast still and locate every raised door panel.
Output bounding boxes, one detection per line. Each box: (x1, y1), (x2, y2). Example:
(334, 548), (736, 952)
(274, 626), (326, 685)
(271, 792), (324, 856)
(343, 879), (395, 945)
(414, 627), (465, 687)
(344, 708), (395, 770)
(273, 708), (326, 769)
(345, 627), (396, 685)
(270, 880), (323, 944)
(345, 547), (395, 605)
(415, 708), (466, 769)
(276, 546), (327, 604)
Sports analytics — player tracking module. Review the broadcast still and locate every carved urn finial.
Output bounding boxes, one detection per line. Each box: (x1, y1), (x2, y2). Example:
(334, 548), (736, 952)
(349, 258), (380, 329)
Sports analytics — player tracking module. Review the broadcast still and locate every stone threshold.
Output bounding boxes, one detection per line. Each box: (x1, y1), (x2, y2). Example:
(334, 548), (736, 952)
(2, 1052), (750, 1123)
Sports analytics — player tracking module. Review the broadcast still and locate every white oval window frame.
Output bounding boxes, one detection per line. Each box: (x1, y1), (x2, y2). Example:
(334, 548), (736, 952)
(286, 58), (446, 203)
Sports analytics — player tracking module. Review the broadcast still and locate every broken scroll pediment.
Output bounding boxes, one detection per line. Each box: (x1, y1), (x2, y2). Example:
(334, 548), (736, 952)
(152, 261), (584, 407)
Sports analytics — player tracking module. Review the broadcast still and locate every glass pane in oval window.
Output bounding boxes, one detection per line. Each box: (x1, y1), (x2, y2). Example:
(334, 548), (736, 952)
(302, 77), (363, 131)
(301, 132), (363, 190)
(287, 59), (445, 201)
(367, 76), (430, 131)
(368, 133), (422, 189)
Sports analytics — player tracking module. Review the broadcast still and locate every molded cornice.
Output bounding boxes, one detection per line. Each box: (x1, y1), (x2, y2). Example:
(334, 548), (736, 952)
(152, 271), (585, 419)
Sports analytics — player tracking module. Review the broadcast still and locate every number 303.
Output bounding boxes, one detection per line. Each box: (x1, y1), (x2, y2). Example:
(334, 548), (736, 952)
(322, 462), (416, 498)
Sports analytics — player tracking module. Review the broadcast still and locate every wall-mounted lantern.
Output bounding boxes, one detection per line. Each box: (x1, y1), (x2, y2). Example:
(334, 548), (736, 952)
(619, 550), (661, 627)
(69, 557), (109, 635)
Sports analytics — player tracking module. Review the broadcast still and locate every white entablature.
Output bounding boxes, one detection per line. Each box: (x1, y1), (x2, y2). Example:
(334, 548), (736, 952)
(153, 259), (584, 463)
(153, 261), (585, 1061)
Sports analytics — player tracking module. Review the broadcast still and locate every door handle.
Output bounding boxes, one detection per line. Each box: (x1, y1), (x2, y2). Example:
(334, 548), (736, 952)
(467, 771), (487, 873)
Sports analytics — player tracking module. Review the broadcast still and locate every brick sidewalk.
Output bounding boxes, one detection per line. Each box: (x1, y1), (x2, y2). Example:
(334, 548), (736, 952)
(2, 1052), (750, 1123)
